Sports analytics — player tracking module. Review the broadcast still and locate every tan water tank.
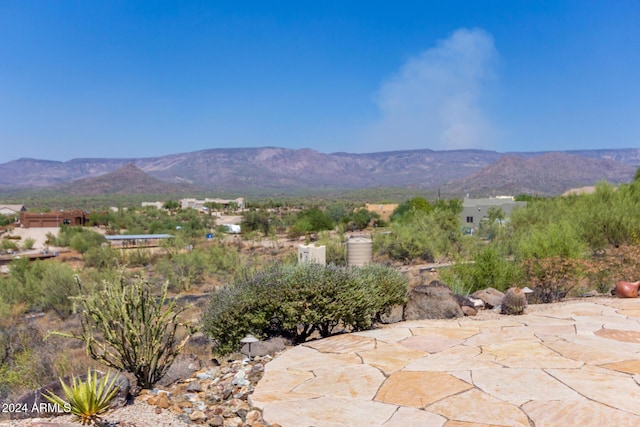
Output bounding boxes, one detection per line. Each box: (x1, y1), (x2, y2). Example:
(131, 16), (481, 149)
(347, 236), (373, 266)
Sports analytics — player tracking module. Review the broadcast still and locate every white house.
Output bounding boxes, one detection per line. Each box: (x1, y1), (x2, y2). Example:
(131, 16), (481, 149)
(180, 197), (245, 210)
(0, 204), (26, 216)
(460, 196), (526, 230)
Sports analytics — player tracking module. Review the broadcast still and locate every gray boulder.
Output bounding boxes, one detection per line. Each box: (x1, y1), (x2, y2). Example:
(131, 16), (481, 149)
(240, 337), (286, 358)
(159, 353), (202, 386)
(378, 304), (404, 324)
(404, 280), (464, 320)
(471, 287), (505, 309)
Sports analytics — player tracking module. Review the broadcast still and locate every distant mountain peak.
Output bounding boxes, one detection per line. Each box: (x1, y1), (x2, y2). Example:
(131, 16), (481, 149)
(46, 161), (200, 195)
(446, 152), (636, 196)
(113, 162), (147, 176)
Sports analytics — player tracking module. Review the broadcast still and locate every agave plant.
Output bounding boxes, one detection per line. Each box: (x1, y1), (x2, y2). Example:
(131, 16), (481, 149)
(44, 370), (119, 426)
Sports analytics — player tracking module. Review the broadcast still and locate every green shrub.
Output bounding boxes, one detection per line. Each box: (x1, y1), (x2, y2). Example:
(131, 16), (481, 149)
(58, 226), (106, 253)
(0, 215), (12, 227)
(376, 209), (461, 263)
(441, 246), (522, 293)
(83, 246), (122, 270)
(0, 324), (54, 400)
(45, 231), (58, 246)
(390, 197), (432, 222)
(358, 263), (409, 320)
(21, 237), (36, 250)
(203, 263), (408, 354)
(316, 232), (347, 266)
(204, 243), (243, 278)
(38, 261), (81, 318)
(439, 273), (474, 296)
(0, 238), (19, 253)
(498, 182), (640, 258)
(516, 220), (588, 260)
(124, 248), (155, 267)
(289, 207), (334, 237)
(241, 210), (272, 235)
(0, 348), (46, 398)
(156, 250), (208, 291)
(343, 208), (380, 231)
(0, 259), (79, 319)
(0, 295), (10, 322)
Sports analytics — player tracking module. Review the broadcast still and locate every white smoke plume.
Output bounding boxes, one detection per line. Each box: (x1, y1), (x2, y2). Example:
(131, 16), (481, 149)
(363, 28), (499, 151)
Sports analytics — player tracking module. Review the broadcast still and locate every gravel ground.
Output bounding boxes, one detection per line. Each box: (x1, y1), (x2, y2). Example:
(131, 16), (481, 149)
(3, 227), (59, 251)
(0, 400), (191, 426)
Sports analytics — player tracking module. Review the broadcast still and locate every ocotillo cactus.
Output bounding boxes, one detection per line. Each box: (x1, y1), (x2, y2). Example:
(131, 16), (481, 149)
(501, 287), (526, 315)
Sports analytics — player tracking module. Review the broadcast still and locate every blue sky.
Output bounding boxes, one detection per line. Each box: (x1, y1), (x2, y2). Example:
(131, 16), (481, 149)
(1, 1), (639, 163)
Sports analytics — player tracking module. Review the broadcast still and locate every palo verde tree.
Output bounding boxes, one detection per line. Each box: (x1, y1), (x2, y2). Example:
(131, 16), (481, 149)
(289, 207), (334, 237)
(390, 196), (432, 222)
(242, 209), (272, 235)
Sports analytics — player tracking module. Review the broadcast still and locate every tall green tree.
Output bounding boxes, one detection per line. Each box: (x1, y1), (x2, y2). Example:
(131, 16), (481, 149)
(390, 197), (432, 222)
(291, 207), (334, 235)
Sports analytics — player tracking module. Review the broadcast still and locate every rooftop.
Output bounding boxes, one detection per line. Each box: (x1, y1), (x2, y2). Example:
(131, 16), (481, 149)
(104, 234), (174, 240)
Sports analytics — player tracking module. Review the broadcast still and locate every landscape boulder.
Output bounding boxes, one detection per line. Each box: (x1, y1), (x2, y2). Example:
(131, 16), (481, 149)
(461, 305), (477, 316)
(455, 294), (477, 316)
(471, 287), (505, 309)
(378, 304), (404, 324)
(159, 353), (202, 386)
(404, 280), (464, 320)
(240, 337), (286, 358)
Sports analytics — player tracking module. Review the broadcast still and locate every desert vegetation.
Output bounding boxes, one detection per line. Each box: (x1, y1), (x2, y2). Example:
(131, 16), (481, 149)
(203, 262), (407, 354)
(442, 179), (640, 301)
(2, 173), (640, 405)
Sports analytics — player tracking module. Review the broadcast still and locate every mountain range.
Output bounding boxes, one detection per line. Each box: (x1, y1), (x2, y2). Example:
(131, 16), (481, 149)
(0, 147), (638, 197)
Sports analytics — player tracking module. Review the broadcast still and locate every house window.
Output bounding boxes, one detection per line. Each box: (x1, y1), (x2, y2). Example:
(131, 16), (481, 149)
(466, 216), (474, 223)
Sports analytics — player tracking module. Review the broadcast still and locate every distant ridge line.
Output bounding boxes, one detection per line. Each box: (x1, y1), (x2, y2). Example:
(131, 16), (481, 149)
(0, 147), (638, 197)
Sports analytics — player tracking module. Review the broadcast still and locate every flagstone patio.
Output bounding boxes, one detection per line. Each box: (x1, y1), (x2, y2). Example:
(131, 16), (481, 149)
(250, 298), (640, 427)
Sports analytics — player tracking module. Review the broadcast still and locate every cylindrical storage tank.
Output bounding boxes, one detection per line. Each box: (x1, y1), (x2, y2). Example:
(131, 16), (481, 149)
(347, 236), (373, 266)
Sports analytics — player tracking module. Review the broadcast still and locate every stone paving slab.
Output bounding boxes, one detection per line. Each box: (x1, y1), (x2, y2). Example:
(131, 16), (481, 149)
(382, 406), (447, 427)
(352, 327), (413, 343)
(261, 396), (399, 427)
(294, 364), (385, 399)
(471, 367), (583, 405)
(374, 371), (473, 407)
(358, 342), (427, 375)
(404, 345), (500, 371)
(253, 298), (640, 426)
(522, 399), (640, 426)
